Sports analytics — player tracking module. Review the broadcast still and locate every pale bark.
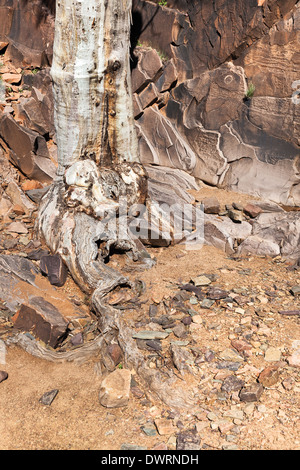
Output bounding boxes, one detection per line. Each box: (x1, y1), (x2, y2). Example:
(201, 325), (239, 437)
(38, 0), (148, 292)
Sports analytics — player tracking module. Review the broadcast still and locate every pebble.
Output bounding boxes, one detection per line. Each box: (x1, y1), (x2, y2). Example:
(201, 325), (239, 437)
(6, 221), (28, 234)
(258, 366), (280, 387)
(39, 389), (59, 406)
(290, 286), (300, 296)
(221, 375), (245, 393)
(154, 418), (176, 435)
(219, 348), (245, 363)
(264, 347), (282, 362)
(132, 330), (169, 340)
(239, 383), (264, 402)
(0, 370), (8, 383)
(141, 424), (157, 436)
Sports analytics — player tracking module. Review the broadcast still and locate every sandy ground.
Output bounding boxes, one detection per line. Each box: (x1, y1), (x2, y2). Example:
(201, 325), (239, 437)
(1, 242), (300, 451)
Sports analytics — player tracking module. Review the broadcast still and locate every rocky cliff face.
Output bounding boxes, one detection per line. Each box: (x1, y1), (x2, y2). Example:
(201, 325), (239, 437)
(0, 0), (299, 206)
(132, 0), (300, 206)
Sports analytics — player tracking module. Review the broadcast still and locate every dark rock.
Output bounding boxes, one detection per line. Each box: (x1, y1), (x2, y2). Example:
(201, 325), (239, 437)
(176, 428), (201, 451)
(12, 300), (69, 349)
(2, 0), (54, 68)
(149, 304), (158, 318)
(206, 287), (228, 300)
(216, 361), (241, 371)
(27, 248), (50, 261)
(0, 114), (55, 183)
(40, 254), (68, 287)
(0, 371), (8, 383)
(138, 82), (159, 109)
(107, 344), (123, 366)
(39, 389), (59, 406)
(156, 59), (178, 93)
(201, 197), (220, 215)
(145, 340), (162, 351)
(221, 375), (245, 393)
(181, 316), (192, 326)
(180, 284), (204, 299)
(243, 203), (263, 218)
(239, 383), (264, 402)
(25, 186), (51, 203)
(172, 323), (187, 338)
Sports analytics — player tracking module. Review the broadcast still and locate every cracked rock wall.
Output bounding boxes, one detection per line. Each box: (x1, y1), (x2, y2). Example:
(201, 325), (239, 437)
(132, 0), (300, 206)
(0, 0), (299, 206)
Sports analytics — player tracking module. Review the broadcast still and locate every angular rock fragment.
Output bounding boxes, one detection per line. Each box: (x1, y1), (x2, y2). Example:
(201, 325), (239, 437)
(0, 371), (8, 383)
(258, 366), (280, 388)
(201, 197), (220, 214)
(0, 114), (55, 183)
(221, 375), (245, 394)
(99, 369), (131, 408)
(40, 254), (68, 287)
(12, 300), (69, 349)
(176, 428), (201, 450)
(239, 383), (264, 402)
(39, 389), (59, 406)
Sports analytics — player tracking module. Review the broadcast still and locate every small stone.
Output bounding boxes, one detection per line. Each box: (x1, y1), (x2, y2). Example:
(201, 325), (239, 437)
(181, 316), (192, 325)
(141, 424), (157, 436)
(264, 347), (282, 362)
(221, 375), (245, 393)
(154, 418), (176, 435)
(132, 330), (169, 340)
(176, 428), (201, 450)
(239, 383), (264, 402)
(99, 369), (131, 408)
(218, 419), (235, 434)
(192, 314), (203, 325)
(0, 371), (8, 383)
(206, 287), (228, 300)
(258, 366), (280, 387)
(228, 209), (243, 223)
(193, 275), (211, 286)
(290, 286), (300, 296)
(287, 350), (300, 368)
(39, 389), (59, 406)
(120, 443), (147, 451)
(70, 332), (83, 346)
(6, 221), (28, 234)
(243, 203), (263, 218)
(149, 304), (158, 317)
(172, 323), (187, 338)
(40, 254), (68, 287)
(223, 409), (244, 421)
(219, 348), (244, 363)
(201, 197), (220, 214)
(200, 299), (215, 309)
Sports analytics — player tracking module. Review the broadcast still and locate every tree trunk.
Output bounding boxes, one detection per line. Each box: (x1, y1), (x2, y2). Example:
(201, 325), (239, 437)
(38, 0), (148, 292)
(35, 0), (195, 410)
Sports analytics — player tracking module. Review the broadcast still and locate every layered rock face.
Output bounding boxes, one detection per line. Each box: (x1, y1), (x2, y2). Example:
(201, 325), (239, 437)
(131, 0), (300, 206)
(0, 0), (54, 66)
(0, 0), (299, 208)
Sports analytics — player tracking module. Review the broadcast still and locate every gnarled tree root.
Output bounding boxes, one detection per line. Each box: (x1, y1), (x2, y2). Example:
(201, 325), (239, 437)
(24, 178), (197, 410)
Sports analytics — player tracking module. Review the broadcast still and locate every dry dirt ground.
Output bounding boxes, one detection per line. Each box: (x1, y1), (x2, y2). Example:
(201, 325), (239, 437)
(0, 238), (300, 451)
